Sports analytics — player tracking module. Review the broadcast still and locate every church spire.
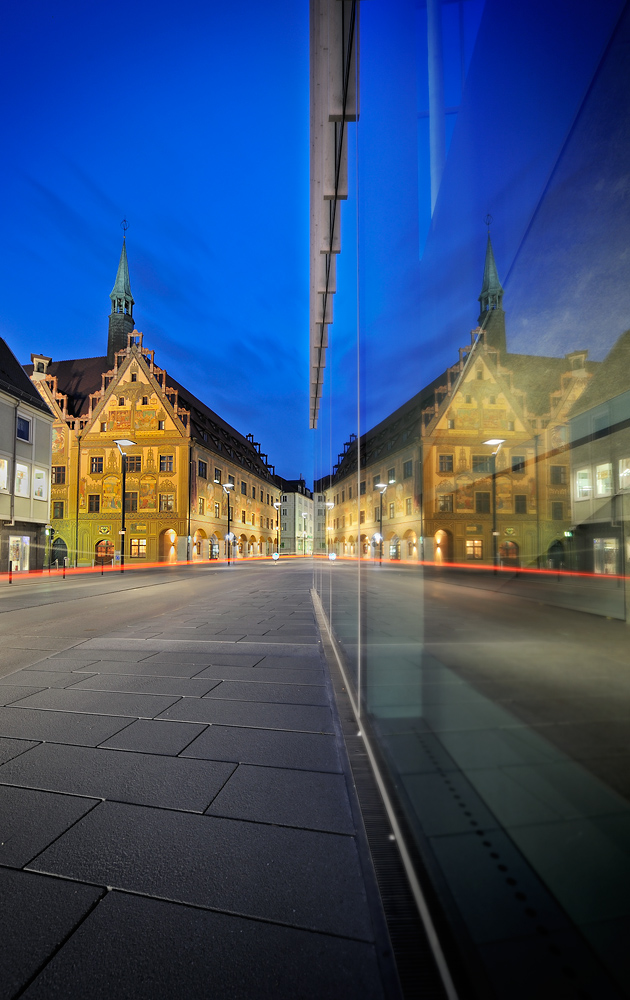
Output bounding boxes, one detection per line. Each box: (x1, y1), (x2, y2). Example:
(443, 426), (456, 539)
(477, 218), (506, 353)
(107, 221), (135, 364)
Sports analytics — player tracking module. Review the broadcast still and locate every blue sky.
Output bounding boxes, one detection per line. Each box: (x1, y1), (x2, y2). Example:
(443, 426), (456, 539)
(3, 1), (629, 485)
(1, 0), (310, 480)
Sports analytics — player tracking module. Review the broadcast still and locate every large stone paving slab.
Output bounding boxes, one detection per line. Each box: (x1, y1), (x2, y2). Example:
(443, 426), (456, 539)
(202, 680), (329, 706)
(0, 743), (235, 812)
(0, 869), (103, 1000)
(193, 664), (324, 685)
(157, 697), (334, 733)
(0, 736), (38, 765)
(2, 669), (97, 688)
(10, 688), (182, 719)
(68, 673), (222, 698)
(0, 785), (99, 867)
(0, 707), (132, 746)
(20, 890), (385, 1000)
(99, 720), (208, 755)
(205, 764), (355, 834)
(29, 801), (373, 939)
(181, 724), (342, 772)
(0, 684), (46, 706)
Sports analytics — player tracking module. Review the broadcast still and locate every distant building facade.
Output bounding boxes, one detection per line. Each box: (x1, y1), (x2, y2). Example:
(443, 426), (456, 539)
(0, 338), (54, 572)
(278, 478), (314, 555)
(27, 240), (281, 567)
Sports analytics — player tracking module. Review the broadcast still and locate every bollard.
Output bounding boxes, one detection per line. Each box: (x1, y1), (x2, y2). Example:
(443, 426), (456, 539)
(62, 558), (66, 580)
(8, 562), (12, 585)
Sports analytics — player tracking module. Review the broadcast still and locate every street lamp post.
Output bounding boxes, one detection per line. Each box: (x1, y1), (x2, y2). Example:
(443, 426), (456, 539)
(217, 480), (234, 565)
(301, 511), (308, 557)
(114, 439), (136, 574)
(375, 483), (387, 564)
(483, 438), (505, 574)
(273, 501), (281, 556)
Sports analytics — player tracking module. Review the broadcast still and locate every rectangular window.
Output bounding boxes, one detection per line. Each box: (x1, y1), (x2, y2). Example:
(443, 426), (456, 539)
(341, 490), (345, 502)
(33, 469), (47, 500)
(405, 497), (412, 515)
(52, 466), (66, 485)
(214, 468), (222, 484)
(619, 458), (630, 490)
(387, 467), (395, 484)
(118, 397), (125, 406)
(266, 493), (270, 504)
(475, 491), (491, 513)
(159, 493), (175, 512)
(252, 487), (256, 500)
(228, 475), (235, 486)
(576, 468), (592, 499)
(373, 475), (380, 490)
(198, 498), (205, 515)
(53, 501), (64, 519)
(438, 454), (453, 473)
(403, 460), (413, 479)
(159, 455), (174, 473)
(360, 481), (366, 495)
(16, 416), (31, 441)
(142, 396), (148, 406)
(512, 455), (526, 473)
(596, 463), (613, 496)
(374, 507), (379, 521)
(242, 510), (246, 523)
(88, 494), (100, 513)
(130, 373), (137, 382)
(158, 420), (165, 430)
(447, 419), (455, 429)
(472, 455), (492, 474)
(0, 458), (7, 491)
(551, 501), (563, 520)
(198, 460), (207, 479)
(360, 510), (366, 523)
(130, 538), (147, 558)
(214, 502), (220, 517)
(241, 481), (247, 495)
(550, 466), (567, 485)
(514, 494), (527, 514)
(100, 422), (107, 432)
(251, 514), (255, 525)
(437, 494), (453, 512)
(14, 463), (29, 497)
(507, 420), (515, 431)
(466, 539), (483, 560)
(282, 508), (287, 516)
(124, 492), (138, 513)
(90, 457), (104, 474)
(348, 486), (352, 500)
(389, 502), (395, 519)
(126, 455), (141, 473)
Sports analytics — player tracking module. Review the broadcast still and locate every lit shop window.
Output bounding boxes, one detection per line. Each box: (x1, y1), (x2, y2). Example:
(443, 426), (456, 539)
(618, 458), (630, 489)
(15, 463), (30, 497)
(466, 539), (483, 560)
(0, 458), (8, 491)
(130, 538), (147, 558)
(596, 463), (613, 496)
(33, 469), (48, 501)
(576, 468), (592, 499)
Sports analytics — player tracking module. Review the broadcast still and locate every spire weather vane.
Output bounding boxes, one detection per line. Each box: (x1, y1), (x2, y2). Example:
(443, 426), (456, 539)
(484, 213), (493, 232)
(120, 218), (129, 236)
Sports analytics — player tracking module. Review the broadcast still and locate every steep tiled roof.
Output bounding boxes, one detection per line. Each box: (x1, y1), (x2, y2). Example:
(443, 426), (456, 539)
(23, 357), (107, 418)
(0, 339), (53, 415)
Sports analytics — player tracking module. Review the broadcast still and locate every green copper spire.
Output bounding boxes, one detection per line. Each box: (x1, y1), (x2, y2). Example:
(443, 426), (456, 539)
(108, 226), (135, 364)
(110, 237), (135, 307)
(478, 233), (504, 313)
(477, 223), (506, 353)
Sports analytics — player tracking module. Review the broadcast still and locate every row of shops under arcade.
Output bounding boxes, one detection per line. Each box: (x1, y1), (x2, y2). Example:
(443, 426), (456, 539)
(47, 526), (280, 568)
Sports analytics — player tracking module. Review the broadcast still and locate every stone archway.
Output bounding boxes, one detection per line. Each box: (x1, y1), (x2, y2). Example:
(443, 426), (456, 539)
(499, 539), (520, 567)
(160, 528), (178, 564)
(193, 529), (207, 561)
(51, 536), (68, 568)
(95, 539), (114, 566)
(434, 529), (452, 564)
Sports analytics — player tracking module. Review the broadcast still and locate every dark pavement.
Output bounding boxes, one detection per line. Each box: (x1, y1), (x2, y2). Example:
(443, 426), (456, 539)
(0, 564), (394, 999)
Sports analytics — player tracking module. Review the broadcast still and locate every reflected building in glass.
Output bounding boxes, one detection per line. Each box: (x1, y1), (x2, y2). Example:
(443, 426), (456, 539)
(310, 1), (630, 996)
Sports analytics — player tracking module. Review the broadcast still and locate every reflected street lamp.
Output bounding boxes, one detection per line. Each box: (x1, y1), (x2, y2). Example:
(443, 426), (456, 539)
(325, 501), (334, 555)
(375, 483), (387, 564)
(483, 439), (506, 573)
(217, 480), (234, 565)
(301, 511), (308, 557)
(114, 439), (136, 574)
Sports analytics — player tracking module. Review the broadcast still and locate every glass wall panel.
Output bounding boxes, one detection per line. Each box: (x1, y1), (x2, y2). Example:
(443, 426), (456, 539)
(312, 1), (630, 996)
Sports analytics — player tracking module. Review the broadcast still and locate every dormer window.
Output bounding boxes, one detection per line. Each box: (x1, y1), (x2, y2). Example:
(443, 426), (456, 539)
(142, 396), (148, 406)
(118, 397), (125, 406)
(131, 373), (137, 382)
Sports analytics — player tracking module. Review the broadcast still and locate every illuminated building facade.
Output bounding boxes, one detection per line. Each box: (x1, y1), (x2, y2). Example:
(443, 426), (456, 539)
(27, 242), (281, 567)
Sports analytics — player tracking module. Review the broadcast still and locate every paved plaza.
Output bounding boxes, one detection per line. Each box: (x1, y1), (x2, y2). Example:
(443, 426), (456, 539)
(0, 564), (395, 999)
